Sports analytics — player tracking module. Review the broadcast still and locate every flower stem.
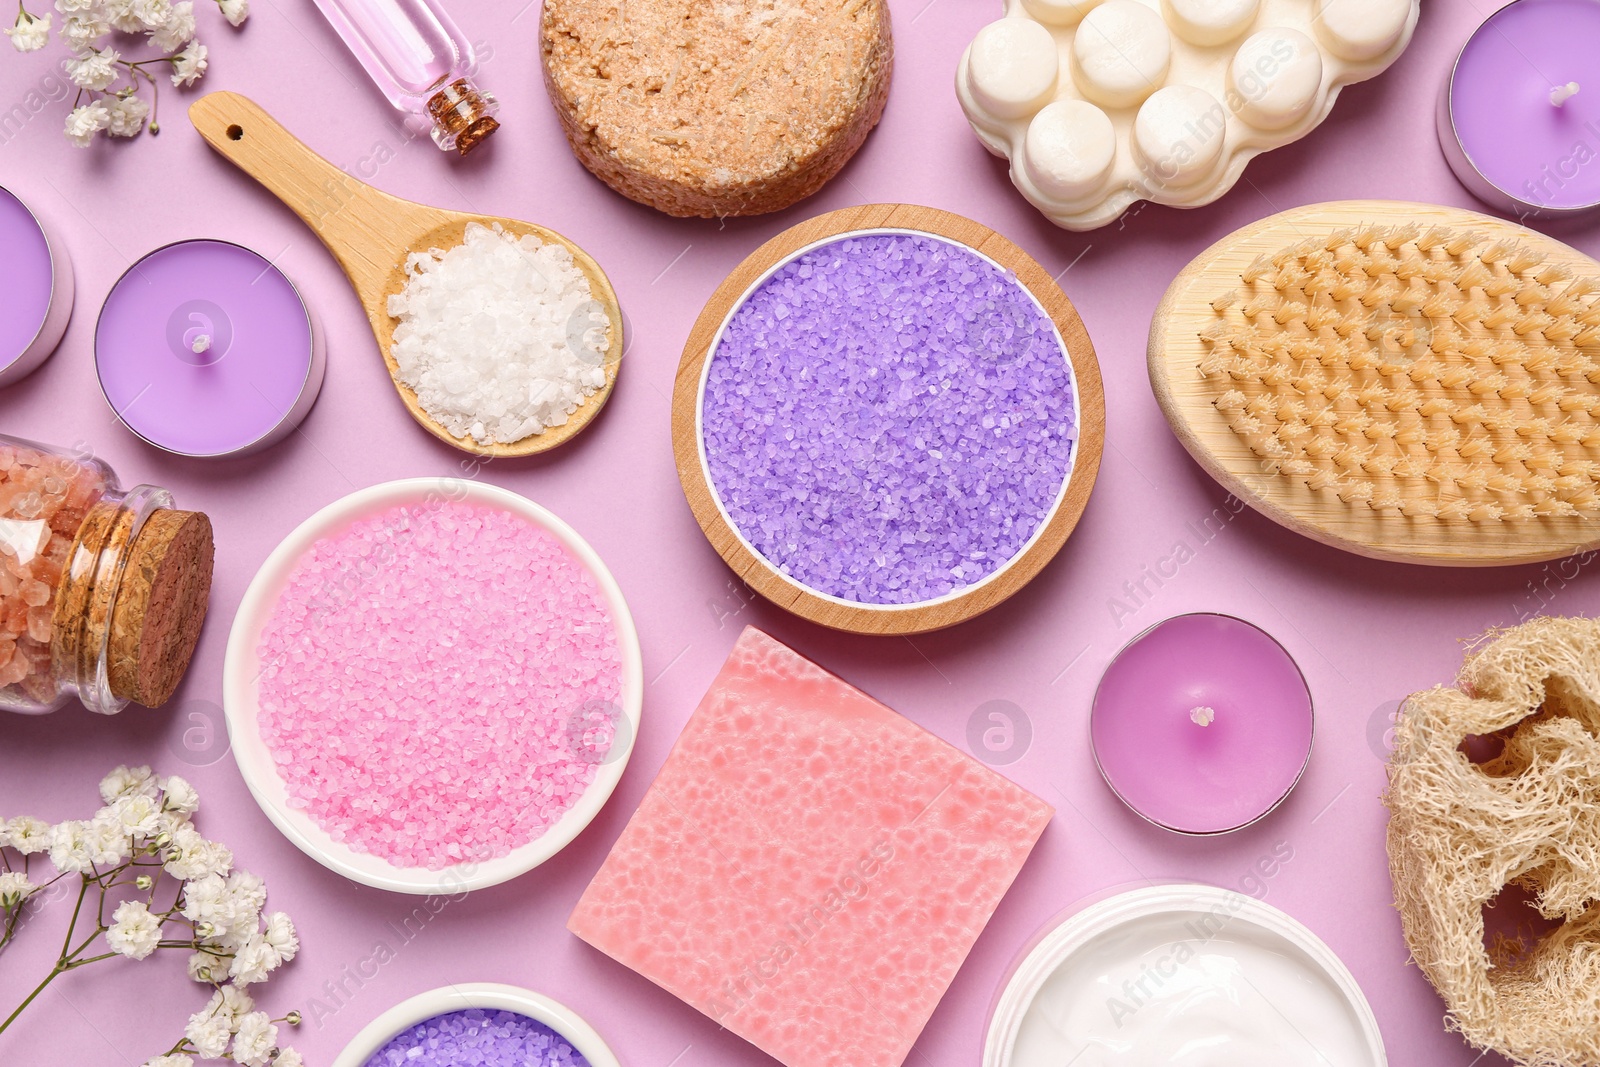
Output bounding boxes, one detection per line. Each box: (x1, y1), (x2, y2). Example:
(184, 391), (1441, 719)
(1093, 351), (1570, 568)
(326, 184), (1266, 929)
(58, 879), (86, 963)
(0, 963), (64, 1035)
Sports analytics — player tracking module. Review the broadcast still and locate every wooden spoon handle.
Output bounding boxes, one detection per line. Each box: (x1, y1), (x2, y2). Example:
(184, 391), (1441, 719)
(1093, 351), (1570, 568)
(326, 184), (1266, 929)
(188, 91), (415, 291)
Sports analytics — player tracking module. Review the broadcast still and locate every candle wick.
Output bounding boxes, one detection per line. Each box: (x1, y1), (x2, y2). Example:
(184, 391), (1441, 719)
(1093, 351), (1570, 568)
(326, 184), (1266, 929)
(1551, 82), (1581, 108)
(1189, 705), (1216, 727)
(190, 334), (212, 355)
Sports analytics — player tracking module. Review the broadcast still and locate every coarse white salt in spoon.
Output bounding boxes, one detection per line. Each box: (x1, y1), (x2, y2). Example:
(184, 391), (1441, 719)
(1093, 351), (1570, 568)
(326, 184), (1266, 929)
(388, 222), (610, 447)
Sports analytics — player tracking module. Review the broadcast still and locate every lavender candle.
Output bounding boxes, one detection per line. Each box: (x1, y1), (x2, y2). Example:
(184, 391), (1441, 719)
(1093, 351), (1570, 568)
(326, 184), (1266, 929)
(1439, 0), (1600, 216)
(95, 239), (324, 457)
(0, 185), (73, 387)
(698, 230), (1078, 607)
(1091, 613), (1314, 835)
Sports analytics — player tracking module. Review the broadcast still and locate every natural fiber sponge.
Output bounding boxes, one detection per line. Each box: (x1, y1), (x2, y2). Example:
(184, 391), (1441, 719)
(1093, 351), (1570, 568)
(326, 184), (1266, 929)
(540, 0), (893, 218)
(569, 626), (1052, 1067)
(1386, 616), (1600, 1067)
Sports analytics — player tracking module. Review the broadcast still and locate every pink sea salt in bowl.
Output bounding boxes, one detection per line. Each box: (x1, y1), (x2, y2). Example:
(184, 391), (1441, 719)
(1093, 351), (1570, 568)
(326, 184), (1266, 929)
(223, 479), (643, 894)
(331, 983), (621, 1067)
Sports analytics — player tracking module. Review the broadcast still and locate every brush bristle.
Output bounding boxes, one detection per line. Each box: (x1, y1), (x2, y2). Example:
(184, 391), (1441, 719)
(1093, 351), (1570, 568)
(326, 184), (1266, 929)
(1199, 223), (1600, 522)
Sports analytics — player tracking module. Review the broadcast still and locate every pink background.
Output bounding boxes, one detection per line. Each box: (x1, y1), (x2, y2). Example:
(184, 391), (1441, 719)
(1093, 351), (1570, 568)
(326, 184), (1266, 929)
(0, 1), (1587, 1064)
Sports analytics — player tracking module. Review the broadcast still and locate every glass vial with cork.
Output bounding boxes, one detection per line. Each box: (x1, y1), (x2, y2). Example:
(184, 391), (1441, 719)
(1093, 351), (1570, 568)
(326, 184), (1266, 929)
(310, 0), (500, 155)
(0, 434), (214, 715)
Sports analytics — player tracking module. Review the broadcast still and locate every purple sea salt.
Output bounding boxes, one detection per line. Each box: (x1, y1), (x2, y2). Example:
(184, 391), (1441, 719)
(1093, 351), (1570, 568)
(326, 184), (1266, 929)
(700, 232), (1077, 605)
(363, 1009), (591, 1067)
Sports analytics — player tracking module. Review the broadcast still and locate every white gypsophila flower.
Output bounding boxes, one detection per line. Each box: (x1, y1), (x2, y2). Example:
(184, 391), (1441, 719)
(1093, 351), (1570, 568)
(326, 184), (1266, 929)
(132, 0), (169, 29)
(163, 824), (232, 881)
(106, 793), (161, 837)
(168, 38), (204, 86)
(104, 93), (149, 136)
(186, 949), (227, 983)
(231, 1012), (277, 1067)
(180, 871), (225, 921)
(59, 10), (109, 49)
(0, 820), (9, 849)
(67, 47), (120, 90)
(5, 11), (50, 51)
(106, 899), (163, 960)
(183, 873), (247, 946)
(154, 807), (192, 840)
(100, 765), (158, 804)
(261, 911), (297, 964)
(225, 870), (266, 914)
(85, 814), (130, 864)
(54, 0), (99, 12)
(272, 1050), (302, 1067)
(184, 1009), (232, 1059)
(144, 1055), (194, 1067)
(217, 0), (245, 25)
(161, 775), (200, 815)
(48, 819), (96, 870)
(215, 983), (254, 1021)
(104, 0), (141, 31)
(185, 870), (261, 949)
(0, 871), (38, 907)
(63, 100), (110, 146)
(6, 816), (51, 855)
(148, 0), (193, 49)
(228, 935), (276, 985)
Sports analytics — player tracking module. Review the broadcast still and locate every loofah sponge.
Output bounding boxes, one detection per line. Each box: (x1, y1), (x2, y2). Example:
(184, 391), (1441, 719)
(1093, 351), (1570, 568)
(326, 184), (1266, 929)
(569, 626), (1052, 1067)
(1385, 616), (1600, 1067)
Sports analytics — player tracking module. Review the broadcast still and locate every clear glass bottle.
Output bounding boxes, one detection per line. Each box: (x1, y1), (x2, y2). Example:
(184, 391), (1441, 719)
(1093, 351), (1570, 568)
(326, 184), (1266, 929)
(310, 0), (500, 155)
(0, 435), (214, 715)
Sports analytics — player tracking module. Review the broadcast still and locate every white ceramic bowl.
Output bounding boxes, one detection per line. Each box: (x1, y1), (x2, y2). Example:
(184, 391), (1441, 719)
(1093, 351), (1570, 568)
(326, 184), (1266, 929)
(984, 883), (1386, 1067)
(331, 983), (621, 1067)
(223, 478), (644, 894)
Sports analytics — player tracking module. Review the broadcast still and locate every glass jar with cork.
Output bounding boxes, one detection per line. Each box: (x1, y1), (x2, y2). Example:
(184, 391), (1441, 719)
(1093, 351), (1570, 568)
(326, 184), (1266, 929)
(0, 434), (214, 715)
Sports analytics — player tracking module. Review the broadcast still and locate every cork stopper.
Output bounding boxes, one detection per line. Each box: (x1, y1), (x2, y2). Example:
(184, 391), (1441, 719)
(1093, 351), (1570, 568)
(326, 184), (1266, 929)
(107, 509), (214, 708)
(49, 496), (119, 679)
(427, 77), (500, 156)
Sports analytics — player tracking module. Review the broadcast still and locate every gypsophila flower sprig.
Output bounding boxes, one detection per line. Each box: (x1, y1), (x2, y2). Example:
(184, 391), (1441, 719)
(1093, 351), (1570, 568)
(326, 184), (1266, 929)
(0, 766), (302, 1067)
(5, 0), (247, 145)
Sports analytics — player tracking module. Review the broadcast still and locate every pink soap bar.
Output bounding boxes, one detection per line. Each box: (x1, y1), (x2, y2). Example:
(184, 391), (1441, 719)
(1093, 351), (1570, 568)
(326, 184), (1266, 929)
(569, 627), (1053, 1067)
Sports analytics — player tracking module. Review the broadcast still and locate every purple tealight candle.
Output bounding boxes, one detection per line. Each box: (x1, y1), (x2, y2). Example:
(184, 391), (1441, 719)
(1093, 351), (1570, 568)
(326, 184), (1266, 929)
(1439, 0), (1600, 217)
(96, 239), (325, 457)
(1091, 613), (1314, 835)
(0, 184), (73, 387)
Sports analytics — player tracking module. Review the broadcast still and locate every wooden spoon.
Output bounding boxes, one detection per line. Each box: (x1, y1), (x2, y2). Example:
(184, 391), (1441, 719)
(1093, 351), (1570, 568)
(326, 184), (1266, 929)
(189, 91), (623, 458)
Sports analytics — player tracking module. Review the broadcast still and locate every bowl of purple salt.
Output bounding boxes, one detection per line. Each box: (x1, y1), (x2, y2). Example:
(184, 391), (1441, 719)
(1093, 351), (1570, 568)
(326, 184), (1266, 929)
(332, 983), (619, 1067)
(223, 479), (644, 894)
(675, 205), (1104, 635)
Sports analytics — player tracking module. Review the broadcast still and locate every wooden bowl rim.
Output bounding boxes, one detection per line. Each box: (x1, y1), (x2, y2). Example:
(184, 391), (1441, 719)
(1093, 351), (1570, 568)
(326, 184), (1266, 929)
(672, 202), (1105, 635)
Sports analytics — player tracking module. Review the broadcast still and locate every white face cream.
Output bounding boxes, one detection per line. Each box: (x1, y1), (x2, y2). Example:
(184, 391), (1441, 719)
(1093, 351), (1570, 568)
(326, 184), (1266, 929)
(987, 886), (1385, 1067)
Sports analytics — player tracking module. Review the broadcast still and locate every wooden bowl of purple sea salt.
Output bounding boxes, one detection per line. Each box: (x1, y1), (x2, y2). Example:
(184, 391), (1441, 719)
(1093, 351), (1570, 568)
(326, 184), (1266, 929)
(673, 204), (1105, 635)
(332, 984), (620, 1067)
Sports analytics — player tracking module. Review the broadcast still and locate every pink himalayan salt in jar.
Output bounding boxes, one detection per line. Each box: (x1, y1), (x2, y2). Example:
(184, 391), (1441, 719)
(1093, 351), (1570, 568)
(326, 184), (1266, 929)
(0, 434), (214, 714)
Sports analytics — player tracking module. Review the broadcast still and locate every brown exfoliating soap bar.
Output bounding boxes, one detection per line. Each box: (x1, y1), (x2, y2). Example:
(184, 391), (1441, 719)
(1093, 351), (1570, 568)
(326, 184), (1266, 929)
(542, 0), (893, 218)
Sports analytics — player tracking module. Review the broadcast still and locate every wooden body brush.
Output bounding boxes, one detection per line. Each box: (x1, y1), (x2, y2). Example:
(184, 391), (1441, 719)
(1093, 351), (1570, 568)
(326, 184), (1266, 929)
(1150, 201), (1600, 566)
